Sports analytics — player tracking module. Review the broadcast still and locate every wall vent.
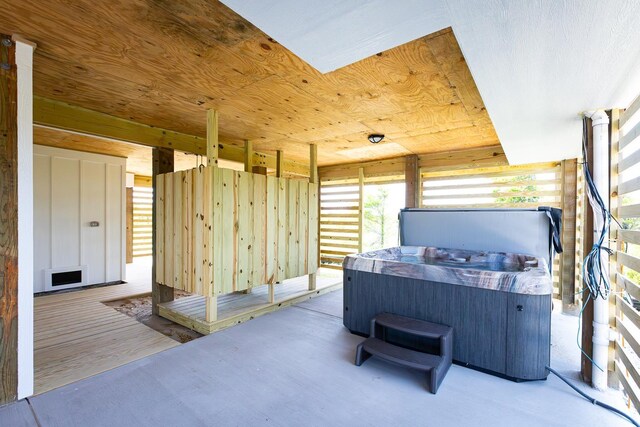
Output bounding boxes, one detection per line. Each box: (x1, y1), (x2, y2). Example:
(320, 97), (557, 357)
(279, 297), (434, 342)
(45, 265), (87, 291)
(51, 270), (82, 287)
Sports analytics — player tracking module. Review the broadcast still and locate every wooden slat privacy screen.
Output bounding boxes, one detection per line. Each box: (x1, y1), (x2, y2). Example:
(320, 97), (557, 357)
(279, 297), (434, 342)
(612, 102), (640, 412)
(421, 162), (564, 298)
(132, 186), (153, 257)
(155, 166), (318, 296)
(320, 174), (363, 270)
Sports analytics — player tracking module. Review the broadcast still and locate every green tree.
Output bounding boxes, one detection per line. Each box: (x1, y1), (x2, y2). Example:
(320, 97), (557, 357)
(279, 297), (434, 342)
(494, 175), (540, 204)
(364, 188), (389, 249)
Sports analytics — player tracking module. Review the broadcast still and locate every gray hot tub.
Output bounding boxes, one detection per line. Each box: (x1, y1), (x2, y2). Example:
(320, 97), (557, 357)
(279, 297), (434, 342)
(342, 246), (553, 381)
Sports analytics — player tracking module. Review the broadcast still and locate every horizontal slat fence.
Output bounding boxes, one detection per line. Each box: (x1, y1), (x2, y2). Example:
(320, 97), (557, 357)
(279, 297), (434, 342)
(132, 187), (153, 257)
(612, 101), (640, 412)
(156, 166), (318, 296)
(421, 162), (563, 298)
(319, 171), (363, 270)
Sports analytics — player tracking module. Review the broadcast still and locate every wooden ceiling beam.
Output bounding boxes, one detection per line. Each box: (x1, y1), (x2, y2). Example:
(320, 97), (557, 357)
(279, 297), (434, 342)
(34, 96), (308, 176)
(319, 145), (507, 181)
(34, 96), (205, 154)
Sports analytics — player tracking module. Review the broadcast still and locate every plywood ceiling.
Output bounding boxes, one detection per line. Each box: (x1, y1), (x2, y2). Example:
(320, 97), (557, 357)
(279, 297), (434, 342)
(2, 1), (499, 166)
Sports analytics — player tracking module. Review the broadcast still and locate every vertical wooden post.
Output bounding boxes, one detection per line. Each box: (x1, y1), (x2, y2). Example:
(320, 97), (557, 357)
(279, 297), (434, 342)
(405, 154), (420, 208)
(152, 147), (174, 315)
(309, 144), (318, 291)
(0, 33), (18, 405)
(240, 139), (254, 295)
(581, 118), (595, 383)
(126, 187), (134, 264)
(609, 108), (621, 387)
(244, 139), (253, 172)
(205, 109), (219, 321)
(276, 150), (283, 178)
(270, 150), (283, 302)
(358, 167), (364, 253)
(560, 159), (578, 314)
(206, 109), (219, 167)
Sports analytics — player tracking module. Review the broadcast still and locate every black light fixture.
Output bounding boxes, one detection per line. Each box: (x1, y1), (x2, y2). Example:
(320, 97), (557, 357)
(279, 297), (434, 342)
(368, 134), (384, 144)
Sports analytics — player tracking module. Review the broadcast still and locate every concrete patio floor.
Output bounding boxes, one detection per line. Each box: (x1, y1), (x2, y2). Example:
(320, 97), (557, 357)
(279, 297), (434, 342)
(0, 288), (635, 426)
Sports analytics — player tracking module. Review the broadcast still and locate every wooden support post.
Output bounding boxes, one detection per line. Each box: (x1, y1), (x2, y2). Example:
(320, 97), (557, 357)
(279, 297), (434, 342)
(309, 144), (318, 291)
(405, 154), (420, 208)
(560, 159), (578, 314)
(244, 139), (253, 172)
(126, 187), (134, 263)
(205, 295), (217, 323)
(358, 167), (364, 253)
(0, 33), (18, 405)
(206, 109), (219, 167)
(152, 147), (174, 315)
(240, 139), (254, 295)
(206, 110), (219, 320)
(276, 150), (283, 178)
(581, 119), (595, 383)
(270, 150), (283, 302)
(609, 108), (620, 387)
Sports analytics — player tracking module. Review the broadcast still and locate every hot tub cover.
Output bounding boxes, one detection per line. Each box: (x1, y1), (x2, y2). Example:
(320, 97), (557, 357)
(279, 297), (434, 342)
(343, 246), (552, 295)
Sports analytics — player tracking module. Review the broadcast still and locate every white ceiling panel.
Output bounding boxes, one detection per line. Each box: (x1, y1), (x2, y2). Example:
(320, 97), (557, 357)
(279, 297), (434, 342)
(220, 0), (449, 73)
(222, 0), (640, 165)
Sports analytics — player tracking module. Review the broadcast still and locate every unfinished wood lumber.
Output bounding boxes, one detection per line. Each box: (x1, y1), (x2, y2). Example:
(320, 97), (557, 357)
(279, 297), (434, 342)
(152, 147), (175, 314)
(0, 33), (18, 405)
(155, 165), (319, 297)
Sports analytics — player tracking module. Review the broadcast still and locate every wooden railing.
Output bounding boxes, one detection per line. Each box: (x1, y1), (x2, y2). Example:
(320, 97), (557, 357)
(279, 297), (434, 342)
(612, 99), (640, 412)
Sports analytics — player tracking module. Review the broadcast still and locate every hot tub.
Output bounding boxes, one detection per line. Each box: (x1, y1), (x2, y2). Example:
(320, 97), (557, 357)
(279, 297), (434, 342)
(343, 246), (553, 381)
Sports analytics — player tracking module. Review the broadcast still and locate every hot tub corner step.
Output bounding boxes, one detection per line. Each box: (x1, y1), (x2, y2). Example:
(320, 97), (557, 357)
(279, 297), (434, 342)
(372, 312), (452, 339)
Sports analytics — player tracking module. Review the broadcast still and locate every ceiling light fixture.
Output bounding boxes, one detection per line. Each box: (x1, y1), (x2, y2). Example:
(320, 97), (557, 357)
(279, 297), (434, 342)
(368, 134), (384, 144)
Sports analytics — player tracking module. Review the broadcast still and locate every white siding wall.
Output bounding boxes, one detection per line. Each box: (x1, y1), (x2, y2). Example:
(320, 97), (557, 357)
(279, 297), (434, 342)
(33, 145), (126, 293)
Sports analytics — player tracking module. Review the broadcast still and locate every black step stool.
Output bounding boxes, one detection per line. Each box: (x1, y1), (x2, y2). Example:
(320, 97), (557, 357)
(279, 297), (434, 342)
(355, 313), (453, 393)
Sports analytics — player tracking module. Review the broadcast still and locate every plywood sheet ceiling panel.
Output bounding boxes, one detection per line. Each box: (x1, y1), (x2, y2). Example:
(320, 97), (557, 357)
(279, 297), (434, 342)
(1, 1), (499, 166)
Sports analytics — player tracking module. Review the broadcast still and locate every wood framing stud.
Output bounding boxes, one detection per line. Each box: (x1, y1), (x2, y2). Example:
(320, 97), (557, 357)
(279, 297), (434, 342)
(358, 168), (365, 253)
(205, 295), (217, 322)
(309, 144), (318, 291)
(244, 139), (253, 172)
(152, 147), (175, 315)
(560, 159), (578, 314)
(581, 119), (594, 383)
(206, 109), (219, 166)
(0, 33), (18, 405)
(405, 154), (420, 208)
(276, 150), (283, 178)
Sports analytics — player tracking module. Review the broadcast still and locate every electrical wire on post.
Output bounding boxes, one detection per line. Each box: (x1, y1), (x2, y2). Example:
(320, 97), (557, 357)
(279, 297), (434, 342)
(546, 366), (640, 427)
(581, 117), (615, 301)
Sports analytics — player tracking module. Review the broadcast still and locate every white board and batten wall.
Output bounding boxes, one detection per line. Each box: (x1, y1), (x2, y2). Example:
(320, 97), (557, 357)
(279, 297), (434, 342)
(33, 145), (126, 293)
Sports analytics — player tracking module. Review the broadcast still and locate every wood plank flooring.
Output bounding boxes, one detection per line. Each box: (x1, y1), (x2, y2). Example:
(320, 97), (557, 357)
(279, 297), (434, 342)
(34, 260), (180, 394)
(34, 258), (343, 394)
(159, 275), (343, 334)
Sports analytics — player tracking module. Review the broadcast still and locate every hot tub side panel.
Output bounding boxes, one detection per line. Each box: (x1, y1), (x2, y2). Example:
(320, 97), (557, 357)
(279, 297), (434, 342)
(343, 269), (509, 376)
(506, 292), (552, 380)
(343, 269), (551, 380)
